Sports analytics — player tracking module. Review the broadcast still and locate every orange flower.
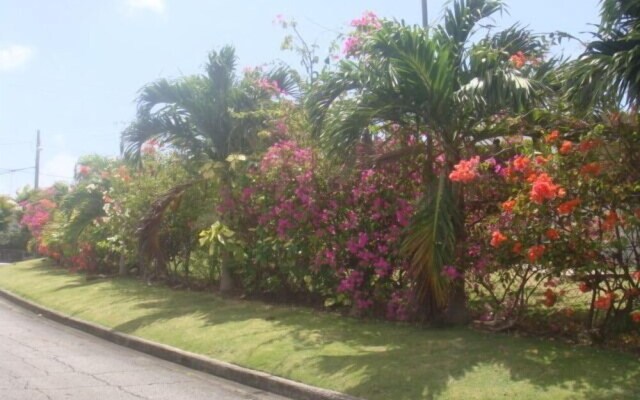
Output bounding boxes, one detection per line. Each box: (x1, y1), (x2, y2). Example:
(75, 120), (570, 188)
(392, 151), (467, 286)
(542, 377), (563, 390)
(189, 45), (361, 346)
(512, 242), (523, 254)
(545, 228), (560, 241)
(449, 156), (480, 183)
(557, 187), (567, 198)
(530, 173), (559, 204)
(502, 199), (516, 213)
(631, 311), (640, 323)
(602, 210), (619, 231)
(512, 155), (531, 172)
(544, 130), (560, 143)
(527, 245), (546, 263)
(559, 140), (573, 155)
(525, 172), (539, 183)
(535, 155), (549, 165)
(490, 231), (508, 248)
(557, 199), (581, 215)
(509, 51), (527, 68)
(580, 162), (602, 177)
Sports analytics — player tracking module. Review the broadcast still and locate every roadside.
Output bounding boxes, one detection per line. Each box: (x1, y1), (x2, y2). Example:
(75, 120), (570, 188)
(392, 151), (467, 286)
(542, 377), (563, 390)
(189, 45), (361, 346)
(0, 259), (638, 400)
(0, 296), (288, 400)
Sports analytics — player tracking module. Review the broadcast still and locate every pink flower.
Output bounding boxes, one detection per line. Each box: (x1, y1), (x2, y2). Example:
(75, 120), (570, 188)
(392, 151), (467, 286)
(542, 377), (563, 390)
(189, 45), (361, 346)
(442, 265), (462, 280)
(350, 11), (381, 29)
(342, 36), (361, 55)
(373, 258), (391, 275)
(257, 78), (283, 95)
(357, 232), (369, 248)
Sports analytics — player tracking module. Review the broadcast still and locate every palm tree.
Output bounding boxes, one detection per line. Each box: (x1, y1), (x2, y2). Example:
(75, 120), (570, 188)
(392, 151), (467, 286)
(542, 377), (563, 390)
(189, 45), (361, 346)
(121, 46), (298, 290)
(308, 0), (554, 322)
(565, 0), (640, 112)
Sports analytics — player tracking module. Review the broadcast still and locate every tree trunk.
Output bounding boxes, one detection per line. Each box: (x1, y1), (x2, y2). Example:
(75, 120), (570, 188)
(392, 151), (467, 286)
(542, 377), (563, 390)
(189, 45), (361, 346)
(219, 251), (234, 293)
(444, 149), (470, 325)
(118, 253), (127, 276)
(444, 279), (469, 324)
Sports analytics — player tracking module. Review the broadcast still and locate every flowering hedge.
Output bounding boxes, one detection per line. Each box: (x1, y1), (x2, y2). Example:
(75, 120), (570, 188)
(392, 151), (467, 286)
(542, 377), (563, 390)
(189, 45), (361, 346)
(219, 139), (421, 319)
(450, 118), (640, 336)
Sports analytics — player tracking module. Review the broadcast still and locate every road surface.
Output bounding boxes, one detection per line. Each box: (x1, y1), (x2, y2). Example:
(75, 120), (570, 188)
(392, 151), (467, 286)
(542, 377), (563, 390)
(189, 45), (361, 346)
(0, 296), (289, 400)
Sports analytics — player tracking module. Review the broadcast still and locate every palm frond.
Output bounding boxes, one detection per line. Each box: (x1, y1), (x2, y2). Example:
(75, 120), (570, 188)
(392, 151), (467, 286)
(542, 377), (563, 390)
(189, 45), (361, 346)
(435, 0), (505, 55)
(564, 0), (640, 111)
(137, 181), (199, 278)
(401, 174), (461, 308)
(58, 189), (104, 242)
(266, 64), (302, 98)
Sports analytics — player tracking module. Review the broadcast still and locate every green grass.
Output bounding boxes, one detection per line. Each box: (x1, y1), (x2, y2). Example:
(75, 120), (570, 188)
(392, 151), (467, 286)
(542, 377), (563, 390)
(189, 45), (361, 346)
(0, 259), (638, 400)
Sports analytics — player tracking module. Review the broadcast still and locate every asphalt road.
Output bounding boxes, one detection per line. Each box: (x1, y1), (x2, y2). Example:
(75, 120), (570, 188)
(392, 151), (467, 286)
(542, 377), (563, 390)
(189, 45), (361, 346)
(0, 296), (289, 400)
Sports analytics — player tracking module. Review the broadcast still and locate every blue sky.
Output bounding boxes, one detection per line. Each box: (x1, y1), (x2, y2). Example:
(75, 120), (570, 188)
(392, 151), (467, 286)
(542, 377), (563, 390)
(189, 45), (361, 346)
(0, 0), (600, 195)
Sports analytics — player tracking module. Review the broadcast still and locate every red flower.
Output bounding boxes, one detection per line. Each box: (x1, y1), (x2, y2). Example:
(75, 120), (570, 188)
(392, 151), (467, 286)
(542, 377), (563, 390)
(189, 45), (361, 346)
(633, 271), (640, 281)
(557, 199), (580, 215)
(543, 288), (557, 307)
(527, 245), (546, 263)
(530, 173), (560, 204)
(512, 242), (523, 254)
(578, 282), (591, 293)
(580, 162), (602, 177)
(490, 231), (508, 248)
(594, 292), (616, 310)
(559, 140), (573, 155)
(625, 288), (640, 299)
(602, 210), (619, 231)
(77, 164), (91, 177)
(545, 228), (560, 241)
(631, 311), (640, 323)
(544, 130), (560, 143)
(578, 139), (601, 153)
(502, 199), (516, 213)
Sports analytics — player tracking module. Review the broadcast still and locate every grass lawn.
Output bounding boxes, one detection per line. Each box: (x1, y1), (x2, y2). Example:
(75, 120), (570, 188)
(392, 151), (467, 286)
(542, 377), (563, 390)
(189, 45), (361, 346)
(0, 259), (638, 400)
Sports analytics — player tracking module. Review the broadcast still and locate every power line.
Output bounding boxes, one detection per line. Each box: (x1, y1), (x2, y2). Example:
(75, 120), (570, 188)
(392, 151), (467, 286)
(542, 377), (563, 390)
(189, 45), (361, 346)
(0, 168), (73, 181)
(0, 167), (35, 176)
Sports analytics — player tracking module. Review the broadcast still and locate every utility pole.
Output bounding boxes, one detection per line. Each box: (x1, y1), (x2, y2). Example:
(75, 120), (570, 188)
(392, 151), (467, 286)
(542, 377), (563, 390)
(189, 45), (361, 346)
(34, 130), (41, 190)
(421, 0), (428, 28)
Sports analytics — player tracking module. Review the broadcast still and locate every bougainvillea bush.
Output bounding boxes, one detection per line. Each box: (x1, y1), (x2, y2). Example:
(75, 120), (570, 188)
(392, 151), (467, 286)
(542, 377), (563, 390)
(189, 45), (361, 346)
(218, 137), (422, 319)
(451, 115), (640, 339)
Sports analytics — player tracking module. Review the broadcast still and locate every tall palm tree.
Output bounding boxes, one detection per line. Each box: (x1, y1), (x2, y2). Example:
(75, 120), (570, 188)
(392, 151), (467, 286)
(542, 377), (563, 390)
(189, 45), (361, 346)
(121, 46), (298, 290)
(565, 0), (640, 112)
(308, 0), (554, 322)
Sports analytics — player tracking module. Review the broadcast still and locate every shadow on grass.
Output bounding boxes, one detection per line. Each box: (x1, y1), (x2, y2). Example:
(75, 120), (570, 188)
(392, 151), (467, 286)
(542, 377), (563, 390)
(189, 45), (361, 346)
(23, 263), (640, 400)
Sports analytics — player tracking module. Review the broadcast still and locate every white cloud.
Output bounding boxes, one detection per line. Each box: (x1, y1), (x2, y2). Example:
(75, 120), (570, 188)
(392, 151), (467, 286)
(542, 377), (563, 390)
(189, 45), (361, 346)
(122, 0), (166, 16)
(0, 45), (34, 72)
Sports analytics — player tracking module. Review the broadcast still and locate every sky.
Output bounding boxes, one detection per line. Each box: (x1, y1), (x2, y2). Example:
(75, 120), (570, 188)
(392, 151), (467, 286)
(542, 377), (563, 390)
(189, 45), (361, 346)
(0, 0), (601, 195)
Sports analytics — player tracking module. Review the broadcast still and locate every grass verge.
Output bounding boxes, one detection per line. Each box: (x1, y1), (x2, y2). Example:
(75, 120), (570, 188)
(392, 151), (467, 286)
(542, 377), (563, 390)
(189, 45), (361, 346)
(0, 259), (638, 400)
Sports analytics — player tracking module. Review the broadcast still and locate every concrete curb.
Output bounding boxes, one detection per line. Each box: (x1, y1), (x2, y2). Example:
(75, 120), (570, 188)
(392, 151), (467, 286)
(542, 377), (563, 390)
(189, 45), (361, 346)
(0, 288), (363, 400)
